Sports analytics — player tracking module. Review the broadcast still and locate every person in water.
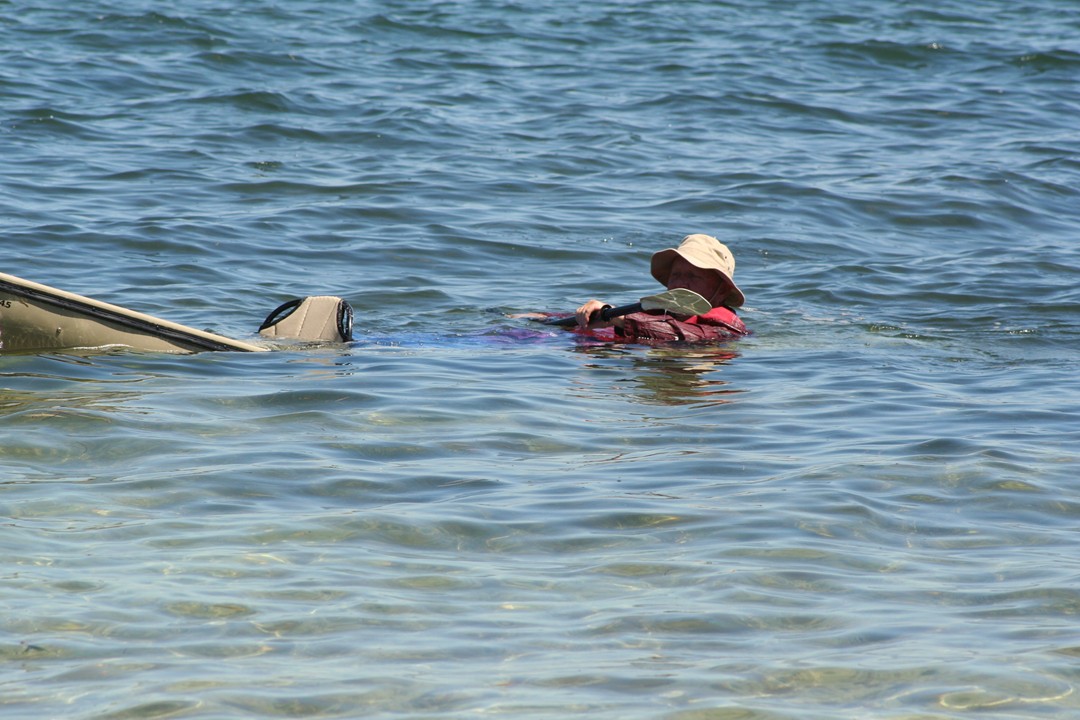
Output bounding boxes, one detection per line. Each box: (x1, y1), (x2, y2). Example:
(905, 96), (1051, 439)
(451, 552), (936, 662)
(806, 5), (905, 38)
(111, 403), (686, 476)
(573, 233), (748, 343)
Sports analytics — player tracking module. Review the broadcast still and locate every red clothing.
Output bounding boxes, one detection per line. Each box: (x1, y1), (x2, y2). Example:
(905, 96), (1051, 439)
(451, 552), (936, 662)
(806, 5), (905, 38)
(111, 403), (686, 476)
(539, 306), (748, 345)
(615, 306), (748, 344)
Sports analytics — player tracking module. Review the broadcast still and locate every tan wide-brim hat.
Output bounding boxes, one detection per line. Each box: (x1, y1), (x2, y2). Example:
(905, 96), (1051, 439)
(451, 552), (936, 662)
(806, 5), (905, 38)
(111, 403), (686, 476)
(650, 234), (746, 308)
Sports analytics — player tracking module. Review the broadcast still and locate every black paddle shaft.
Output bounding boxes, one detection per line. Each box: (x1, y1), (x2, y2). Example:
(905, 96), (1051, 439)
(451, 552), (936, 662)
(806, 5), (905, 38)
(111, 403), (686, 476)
(545, 301), (642, 327)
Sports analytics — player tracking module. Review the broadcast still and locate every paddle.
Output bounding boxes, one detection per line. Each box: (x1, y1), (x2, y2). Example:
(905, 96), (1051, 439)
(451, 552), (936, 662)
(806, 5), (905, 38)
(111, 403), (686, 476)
(545, 288), (712, 327)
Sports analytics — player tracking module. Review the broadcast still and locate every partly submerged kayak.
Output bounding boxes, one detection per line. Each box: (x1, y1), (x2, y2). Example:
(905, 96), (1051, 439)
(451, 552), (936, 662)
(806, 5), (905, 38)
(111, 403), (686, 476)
(0, 271), (268, 354)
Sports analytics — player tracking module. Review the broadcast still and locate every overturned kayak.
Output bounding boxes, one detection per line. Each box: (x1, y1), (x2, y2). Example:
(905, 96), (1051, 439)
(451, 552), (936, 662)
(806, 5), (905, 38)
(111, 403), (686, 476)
(0, 271), (268, 354)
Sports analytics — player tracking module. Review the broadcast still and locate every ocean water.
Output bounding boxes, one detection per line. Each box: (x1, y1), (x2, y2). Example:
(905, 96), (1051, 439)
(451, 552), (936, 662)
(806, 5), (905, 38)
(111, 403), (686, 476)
(2, 0), (1079, 718)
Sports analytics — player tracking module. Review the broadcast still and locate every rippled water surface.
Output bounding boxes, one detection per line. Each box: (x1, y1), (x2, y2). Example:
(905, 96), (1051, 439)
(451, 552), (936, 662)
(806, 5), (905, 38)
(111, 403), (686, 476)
(3, 1), (1079, 718)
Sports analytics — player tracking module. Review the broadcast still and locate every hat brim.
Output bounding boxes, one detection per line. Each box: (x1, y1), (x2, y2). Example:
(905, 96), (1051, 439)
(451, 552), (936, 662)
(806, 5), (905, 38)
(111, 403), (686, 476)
(651, 248), (745, 309)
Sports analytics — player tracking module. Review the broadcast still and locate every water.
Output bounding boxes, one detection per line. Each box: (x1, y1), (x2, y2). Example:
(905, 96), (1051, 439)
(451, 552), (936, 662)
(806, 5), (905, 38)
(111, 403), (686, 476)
(3, 1), (1079, 717)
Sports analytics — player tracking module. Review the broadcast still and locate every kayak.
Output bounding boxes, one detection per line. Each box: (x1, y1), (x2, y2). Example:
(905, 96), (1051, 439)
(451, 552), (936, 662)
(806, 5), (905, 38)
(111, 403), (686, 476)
(0, 271), (268, 354)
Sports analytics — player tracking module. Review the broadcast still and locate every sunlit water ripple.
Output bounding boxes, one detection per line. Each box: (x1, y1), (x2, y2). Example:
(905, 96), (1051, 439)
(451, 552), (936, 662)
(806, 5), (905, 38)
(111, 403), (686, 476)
(3, 1), (1079, 718)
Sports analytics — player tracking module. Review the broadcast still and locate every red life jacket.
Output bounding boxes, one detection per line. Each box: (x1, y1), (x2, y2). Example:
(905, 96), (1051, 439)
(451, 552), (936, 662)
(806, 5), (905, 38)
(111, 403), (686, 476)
(614, 306), (748, 344)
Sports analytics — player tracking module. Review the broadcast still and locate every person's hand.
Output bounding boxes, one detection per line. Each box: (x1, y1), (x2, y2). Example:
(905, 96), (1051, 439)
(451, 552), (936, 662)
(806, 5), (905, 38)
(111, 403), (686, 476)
(575, 299), (610, 328)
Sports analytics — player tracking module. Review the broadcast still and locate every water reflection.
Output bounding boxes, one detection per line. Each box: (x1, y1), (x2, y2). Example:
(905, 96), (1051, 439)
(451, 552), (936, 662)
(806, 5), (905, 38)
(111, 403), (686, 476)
(577, 344), (743, 406)
(0, 353), (142, 420)
(634, 347), (743, 406)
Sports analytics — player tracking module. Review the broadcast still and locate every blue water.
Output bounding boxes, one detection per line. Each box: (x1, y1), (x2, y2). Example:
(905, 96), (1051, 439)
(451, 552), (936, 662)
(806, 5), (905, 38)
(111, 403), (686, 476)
(3, 1), (1079, 718)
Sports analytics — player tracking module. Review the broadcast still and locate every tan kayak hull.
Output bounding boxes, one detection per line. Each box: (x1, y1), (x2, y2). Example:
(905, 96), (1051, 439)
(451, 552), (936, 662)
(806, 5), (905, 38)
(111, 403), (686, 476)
(0, 271), (267, 354)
